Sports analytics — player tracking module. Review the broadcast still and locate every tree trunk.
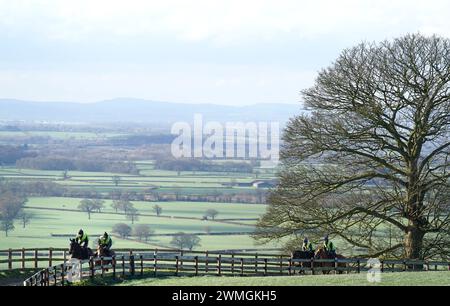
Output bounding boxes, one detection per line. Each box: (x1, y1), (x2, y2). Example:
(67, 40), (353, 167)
(404, 224), (425, 260)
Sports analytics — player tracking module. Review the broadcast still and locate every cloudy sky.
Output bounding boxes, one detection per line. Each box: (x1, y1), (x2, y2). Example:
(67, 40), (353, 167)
(0, 0), (449, 105)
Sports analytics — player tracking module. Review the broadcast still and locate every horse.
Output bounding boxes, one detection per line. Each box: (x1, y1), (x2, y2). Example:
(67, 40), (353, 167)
(68, 238), (93, 260)
(314, 247), (346, 274)
(291, 250), (314, 274)
(94, 245), (115, 270)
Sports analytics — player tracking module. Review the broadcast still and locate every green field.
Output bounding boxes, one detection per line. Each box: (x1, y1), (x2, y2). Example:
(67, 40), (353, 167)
(0, 149), (278, 253)
(0, 196), (273, 251)
(0, 167), (263, 192)
(104, 272), (450, 286)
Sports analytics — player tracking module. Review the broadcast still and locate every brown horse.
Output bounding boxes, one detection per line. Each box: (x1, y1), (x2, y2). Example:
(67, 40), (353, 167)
(314, 247), (346, 274)
(94, 245), (116, 270)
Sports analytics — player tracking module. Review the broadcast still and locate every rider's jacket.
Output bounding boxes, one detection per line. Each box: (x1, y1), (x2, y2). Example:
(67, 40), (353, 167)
(302, 242), (313, 252)
(76, 233), (89, 245)
(323, 241), (335, 252)
(99, 236), (112, 249)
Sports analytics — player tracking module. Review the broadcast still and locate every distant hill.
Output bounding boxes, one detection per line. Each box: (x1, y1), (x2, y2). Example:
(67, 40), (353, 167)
(0, 98), (305, 124)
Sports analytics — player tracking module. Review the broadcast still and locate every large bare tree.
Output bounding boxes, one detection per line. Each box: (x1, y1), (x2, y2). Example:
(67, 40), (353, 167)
(255, 34), (450, 260)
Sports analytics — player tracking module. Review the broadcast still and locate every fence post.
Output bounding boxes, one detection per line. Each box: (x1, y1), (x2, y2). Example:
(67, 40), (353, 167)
(54, 266), (58, 286)
(34, 249), (38, 269)
(49, 248), (53, 267)
(130, 253), (135, 276)
(334, 258), (338, 274)
(122, 255), (125, 278)
(39, 270), (44, 286)
(195, 256), (199, 276)
(112, 256), (116, 279)
(311, 258), (315, 275)
(63, 250), (67, 265)
(403, 260), (407, 272)
(175, 255), (179, 276)
(240, 258), (244, 276)
(357, 259), (361, 274)
(264, 259), (268, 276)
(61, 263), (65, 286)
(180, 250), (184, 272)
(101, 256), (105, 278)
(288, 258), (292, 276)
(21, 248), (25, 270)
(255, 254), (258, 275)
(90, 257), (94, 279)
(279, 255), (283, 275)
(205, 251), (209, 273)
(140, 255), (143, 276)
(231, 254), (235, 275)
(8, 248), (12, 270)
(217, 255), (222, 276)
(46, 268), (50, 286)
(381, 260), (384, 273)
(153, 251), (158, 277)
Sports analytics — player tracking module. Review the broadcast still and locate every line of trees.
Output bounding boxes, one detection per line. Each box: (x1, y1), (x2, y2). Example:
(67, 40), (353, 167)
(16, 156), (139, 174)
(170, 232), (201, 251)
(154, 158), (254, 173)
(111, 223), (153, 242)
(78, 199), (105, 220)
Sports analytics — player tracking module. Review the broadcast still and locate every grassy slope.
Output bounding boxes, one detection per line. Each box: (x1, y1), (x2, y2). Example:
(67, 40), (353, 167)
(0, 196), (273, 252)
(114, 272), (450, 286)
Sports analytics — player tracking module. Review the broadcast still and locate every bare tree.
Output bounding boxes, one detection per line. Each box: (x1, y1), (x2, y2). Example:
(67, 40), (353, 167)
(126, 207), (140, 224)
(17, 211), (33, 228)
(204, 209), (219, 220)
(112, 223), (132, 239)
(153, 204), (163, 217)
(170, 232), (201, 250)
(78, 199), (103, 220)
(0, 191), (27, 236)
(133, 224), (153, 242)
(255, 34), (450, 260)
(0, 219), (14, 237)
(112, 175), (121, 187)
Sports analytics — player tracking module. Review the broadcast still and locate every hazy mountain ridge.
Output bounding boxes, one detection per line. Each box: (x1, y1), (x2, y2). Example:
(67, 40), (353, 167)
(0, 98), (304, 123)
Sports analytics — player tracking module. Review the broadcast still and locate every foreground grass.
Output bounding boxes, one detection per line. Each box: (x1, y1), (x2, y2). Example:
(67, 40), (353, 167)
(76, 271), (450, 286)
(0, 269), (40, 286)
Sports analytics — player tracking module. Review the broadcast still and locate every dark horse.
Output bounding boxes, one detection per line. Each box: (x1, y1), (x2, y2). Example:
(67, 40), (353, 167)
(291, 250), (314, 274)
(68, 238), (93, 260)
(314, 247), (346, 274)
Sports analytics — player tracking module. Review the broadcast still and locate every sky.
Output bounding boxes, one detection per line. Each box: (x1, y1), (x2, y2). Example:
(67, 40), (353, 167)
(0, 0), (449, 106)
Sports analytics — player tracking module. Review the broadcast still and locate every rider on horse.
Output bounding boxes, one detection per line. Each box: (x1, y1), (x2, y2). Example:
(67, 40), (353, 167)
(75, 229), (89, 249)
(323, 235), (336, 257)
(98, 232), (113, 255)
(302, 237), (314, 253)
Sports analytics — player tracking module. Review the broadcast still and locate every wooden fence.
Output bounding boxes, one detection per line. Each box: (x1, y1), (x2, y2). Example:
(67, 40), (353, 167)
(11, 248), (449, 286)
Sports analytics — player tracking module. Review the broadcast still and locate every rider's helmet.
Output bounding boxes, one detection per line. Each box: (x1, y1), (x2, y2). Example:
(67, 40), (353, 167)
(103, 232), (108, 238)
(78, 229), (84, 236)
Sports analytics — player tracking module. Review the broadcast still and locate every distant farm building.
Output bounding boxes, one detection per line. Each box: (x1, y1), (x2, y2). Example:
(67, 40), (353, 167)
(221, 179), (278, 189)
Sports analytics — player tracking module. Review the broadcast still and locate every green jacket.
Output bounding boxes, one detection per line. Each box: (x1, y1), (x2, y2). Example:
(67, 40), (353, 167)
(99, 236), (112, 249)
(75, 233), (89, 247)
(323, 241), (335, 252)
